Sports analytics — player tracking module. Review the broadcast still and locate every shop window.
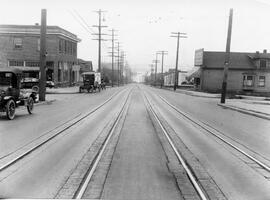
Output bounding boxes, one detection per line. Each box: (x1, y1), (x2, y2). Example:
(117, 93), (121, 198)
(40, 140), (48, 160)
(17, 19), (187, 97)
(14, 38), (22, 49)
(25, 61), (40, 67)
(258, 76), (265, 87)
(9, 60), (24, 67)
(243, 75), (254, 87)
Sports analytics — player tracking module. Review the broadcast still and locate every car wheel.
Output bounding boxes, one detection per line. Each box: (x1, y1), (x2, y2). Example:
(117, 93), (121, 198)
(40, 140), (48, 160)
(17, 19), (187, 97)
(6, 99), (16, 120)
(27, 97), (34, 114)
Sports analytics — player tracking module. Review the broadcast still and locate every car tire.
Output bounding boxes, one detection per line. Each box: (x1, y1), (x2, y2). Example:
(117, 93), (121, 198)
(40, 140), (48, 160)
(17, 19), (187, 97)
(27, 97), (34, 114)
(6, 99), (16, 120)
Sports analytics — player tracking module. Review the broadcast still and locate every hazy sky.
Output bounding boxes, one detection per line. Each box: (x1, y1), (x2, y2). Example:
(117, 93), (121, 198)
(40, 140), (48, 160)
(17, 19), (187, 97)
(1, 0), (270, 74)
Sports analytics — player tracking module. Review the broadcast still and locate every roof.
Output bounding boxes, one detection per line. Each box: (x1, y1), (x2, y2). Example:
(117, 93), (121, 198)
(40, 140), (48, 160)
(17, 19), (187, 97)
(0, 24), (81, 42)
(203, 51), (256, 69)
(0, 67), (22, 74)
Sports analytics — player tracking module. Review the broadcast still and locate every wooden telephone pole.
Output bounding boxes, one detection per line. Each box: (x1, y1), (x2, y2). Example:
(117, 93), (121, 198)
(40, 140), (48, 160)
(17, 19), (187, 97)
(92, 9), (107, 73)
(157, 51), (168, 88)
(221, 9), (233, 104)
(170, 32), (187, 91)
(39, 9), (47, 101)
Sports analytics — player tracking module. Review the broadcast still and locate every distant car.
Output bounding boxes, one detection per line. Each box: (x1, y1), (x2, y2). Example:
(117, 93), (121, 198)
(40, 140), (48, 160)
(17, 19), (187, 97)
(0, 68), (37, 120)
(79, 72), (101, 93)
(46, 81), (55, 88)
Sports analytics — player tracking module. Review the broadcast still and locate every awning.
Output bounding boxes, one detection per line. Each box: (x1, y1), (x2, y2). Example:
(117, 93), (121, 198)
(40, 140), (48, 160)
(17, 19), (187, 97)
(186, 67), (201, 80)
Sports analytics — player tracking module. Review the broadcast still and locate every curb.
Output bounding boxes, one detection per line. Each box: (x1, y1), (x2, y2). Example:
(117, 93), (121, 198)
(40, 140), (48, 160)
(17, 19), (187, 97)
(46, 92), (79, 94)
(35, 99), (56, 106)
(156, 86), (220, 98)
(218, 103), (270, 121)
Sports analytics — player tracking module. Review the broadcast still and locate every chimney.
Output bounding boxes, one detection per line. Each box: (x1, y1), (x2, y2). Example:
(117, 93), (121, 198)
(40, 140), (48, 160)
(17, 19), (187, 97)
(35, 23), (39, 26)
(263, 49), (267, 54)
(256, 51), (259, 54)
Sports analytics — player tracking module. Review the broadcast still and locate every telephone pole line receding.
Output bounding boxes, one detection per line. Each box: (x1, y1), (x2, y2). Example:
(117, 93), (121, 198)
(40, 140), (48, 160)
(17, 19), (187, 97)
(39, 9), (47, 101)
(108, 29), (117, 87)
(117, 42), (120, 86)
(157, 51), (168, 88)
(221, 9), (233, 104)
(171, 32), (187, 91)
(153, 53), (159, 87)
(93, 9), (107, 73)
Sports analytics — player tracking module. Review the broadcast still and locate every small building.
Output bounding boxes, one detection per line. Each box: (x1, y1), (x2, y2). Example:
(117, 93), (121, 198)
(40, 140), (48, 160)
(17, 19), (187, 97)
(192, 48), (270, 94)
(0, 24), (81, 86)
(164, 69), (187, 87)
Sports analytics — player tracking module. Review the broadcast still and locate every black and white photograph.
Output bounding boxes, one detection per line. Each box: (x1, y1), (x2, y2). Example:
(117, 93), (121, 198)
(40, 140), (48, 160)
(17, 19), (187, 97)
(0, 0), (270, 199)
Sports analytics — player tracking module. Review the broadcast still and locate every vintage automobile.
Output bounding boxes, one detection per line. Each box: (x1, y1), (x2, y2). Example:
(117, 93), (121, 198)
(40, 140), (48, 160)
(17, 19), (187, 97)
(0, 68), (37, 120)
(79, 72), (101, 93)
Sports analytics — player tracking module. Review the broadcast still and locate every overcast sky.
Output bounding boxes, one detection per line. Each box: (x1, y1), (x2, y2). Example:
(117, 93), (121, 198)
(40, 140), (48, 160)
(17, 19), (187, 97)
(1, 0), (270, 74)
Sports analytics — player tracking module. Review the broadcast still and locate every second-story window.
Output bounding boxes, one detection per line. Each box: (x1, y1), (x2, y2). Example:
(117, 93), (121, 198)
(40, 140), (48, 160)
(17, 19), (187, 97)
(14, 38), (22, 49)
(37, 38), (40, 51)
(260, 59), (266, 69)
(59, 39), (63, 53)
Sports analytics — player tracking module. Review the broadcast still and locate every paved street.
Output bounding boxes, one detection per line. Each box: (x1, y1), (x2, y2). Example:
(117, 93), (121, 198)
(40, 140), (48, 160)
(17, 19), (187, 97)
(0, 84), (269, 199)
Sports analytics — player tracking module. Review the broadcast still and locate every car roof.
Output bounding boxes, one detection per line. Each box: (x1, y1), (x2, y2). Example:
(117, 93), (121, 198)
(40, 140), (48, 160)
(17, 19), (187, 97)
(0, 67), (23, 74)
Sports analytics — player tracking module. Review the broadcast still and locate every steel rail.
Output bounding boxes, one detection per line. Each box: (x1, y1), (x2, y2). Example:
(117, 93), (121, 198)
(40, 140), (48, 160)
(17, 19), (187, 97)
(156, 93), (270, 173)
(143, 91), (208, 200)
(0, 88), (129, 172)
(74, 88), (132, 199)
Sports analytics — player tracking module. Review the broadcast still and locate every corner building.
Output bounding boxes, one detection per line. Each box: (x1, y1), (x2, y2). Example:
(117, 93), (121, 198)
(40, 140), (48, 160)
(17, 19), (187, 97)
(0, 24), (81, 86)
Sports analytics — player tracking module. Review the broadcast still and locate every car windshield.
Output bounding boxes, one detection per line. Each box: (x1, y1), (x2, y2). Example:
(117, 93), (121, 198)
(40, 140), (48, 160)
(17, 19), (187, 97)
(0, 72), (12, 86)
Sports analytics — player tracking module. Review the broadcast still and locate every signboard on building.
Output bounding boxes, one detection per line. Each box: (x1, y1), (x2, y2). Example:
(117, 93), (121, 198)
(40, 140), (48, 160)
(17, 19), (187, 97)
(194, 48), (204, 66)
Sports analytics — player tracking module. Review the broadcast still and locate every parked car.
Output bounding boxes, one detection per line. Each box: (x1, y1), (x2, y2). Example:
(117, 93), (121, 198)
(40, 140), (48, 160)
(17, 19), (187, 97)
(0, 68), (37, 120)
(79, 72), (101, 93)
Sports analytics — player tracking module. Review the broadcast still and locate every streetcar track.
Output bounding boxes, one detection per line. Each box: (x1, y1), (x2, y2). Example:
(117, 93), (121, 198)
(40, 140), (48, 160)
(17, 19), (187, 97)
(148, 88), (270, 173)
(142, 90), (209, 200)
(74, 88), (132, 199)
(0, 88), (129, 172)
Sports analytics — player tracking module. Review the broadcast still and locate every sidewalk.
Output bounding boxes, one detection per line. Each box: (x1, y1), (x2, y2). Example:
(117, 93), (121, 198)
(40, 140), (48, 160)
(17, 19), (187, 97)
(157, 86), (270, 120)
(162, 87), (220, 98)
(46, 86), (79, 94)
(218, 99), (270, 120)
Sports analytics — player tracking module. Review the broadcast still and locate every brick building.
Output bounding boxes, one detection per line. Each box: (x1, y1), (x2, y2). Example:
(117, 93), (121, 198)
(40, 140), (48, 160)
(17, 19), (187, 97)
(192, 49), (270, 95)
(0, 24), (81, 86)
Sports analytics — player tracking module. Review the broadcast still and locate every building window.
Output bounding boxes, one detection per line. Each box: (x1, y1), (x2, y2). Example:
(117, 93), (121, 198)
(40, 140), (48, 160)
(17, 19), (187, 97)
(37, 38), (40, 51)
(25, 61), (40, 67)
(9, 60), (24, 67)
(59, 39), (63, 53)
(258, 76), (265, 87)
(14, 38), (22, 49)
(243, 75), (254, 87)
(260, 60), (267, 69)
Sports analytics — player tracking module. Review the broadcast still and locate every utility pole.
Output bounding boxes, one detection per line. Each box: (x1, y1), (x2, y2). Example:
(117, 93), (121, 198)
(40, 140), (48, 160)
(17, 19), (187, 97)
(171, 32), (187, 91)
(221, 9), (233, 104)
(153, 53), (159, 87)
(39, 9), (47, 101)
(120, 51), (126, 85)
(108, 29), (117, 87)
(117, 42), (120, 86)
(92, 9), (107, 73)
(149, 64), (154, 85)
(157, 51), (168, 88)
